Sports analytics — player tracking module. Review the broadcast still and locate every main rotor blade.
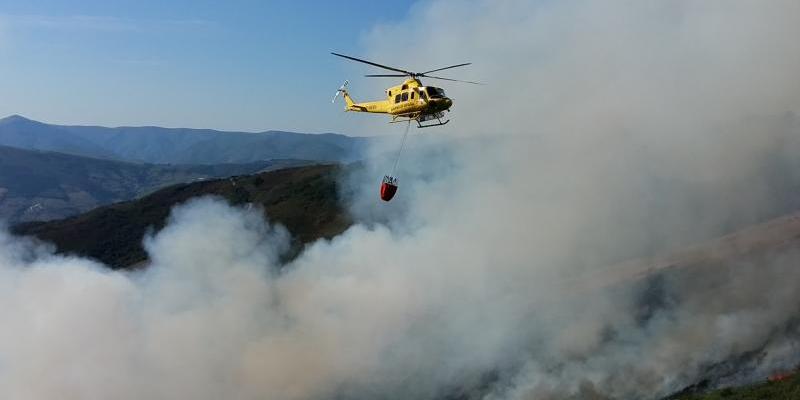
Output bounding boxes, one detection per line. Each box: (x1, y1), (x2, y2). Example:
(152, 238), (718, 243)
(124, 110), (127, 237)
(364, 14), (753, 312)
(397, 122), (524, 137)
(424, 75), (484, 85)
(364, 74), (409, 77)
(420, 63), (472, 75)
(331, 52), (412, 75)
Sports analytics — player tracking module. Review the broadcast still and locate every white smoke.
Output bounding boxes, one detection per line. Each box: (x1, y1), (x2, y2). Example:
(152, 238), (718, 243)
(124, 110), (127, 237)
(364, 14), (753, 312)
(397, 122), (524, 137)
(2, 1), (800, 399)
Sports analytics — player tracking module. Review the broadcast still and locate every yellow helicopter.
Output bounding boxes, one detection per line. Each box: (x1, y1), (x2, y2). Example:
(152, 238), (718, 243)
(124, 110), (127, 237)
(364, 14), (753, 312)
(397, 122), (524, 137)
(331, 52), (480, 128)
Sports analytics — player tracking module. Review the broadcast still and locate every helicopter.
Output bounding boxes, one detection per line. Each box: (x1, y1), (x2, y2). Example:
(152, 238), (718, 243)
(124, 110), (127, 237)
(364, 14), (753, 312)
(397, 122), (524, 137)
(330, 52), (480, 128)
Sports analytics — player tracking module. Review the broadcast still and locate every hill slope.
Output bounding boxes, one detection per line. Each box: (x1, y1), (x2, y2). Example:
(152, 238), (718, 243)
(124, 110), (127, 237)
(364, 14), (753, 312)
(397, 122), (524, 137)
(0, 115), (372, 164)
(12, 164), (351, 268)
(669, 373), (800, 399)
(0, 144), (310, 223)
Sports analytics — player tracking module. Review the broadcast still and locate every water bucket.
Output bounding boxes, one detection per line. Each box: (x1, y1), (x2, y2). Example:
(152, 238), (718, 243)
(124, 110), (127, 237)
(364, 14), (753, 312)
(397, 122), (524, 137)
(380, 175), (398, 201)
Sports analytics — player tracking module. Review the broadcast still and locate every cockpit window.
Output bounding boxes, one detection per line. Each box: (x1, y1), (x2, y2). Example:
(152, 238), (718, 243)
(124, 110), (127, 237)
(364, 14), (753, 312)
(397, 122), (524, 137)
(425, 87), (446, 98)
(401, 92), (408, 102)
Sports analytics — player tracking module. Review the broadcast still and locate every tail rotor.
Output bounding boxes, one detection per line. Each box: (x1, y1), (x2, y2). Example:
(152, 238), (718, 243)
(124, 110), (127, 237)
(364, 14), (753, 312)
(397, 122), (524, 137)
(331, 80), (349, 103)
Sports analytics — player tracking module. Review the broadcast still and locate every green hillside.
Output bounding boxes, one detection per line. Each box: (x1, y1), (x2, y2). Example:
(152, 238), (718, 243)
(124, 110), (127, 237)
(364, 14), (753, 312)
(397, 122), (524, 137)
(12, 164), (352, 269)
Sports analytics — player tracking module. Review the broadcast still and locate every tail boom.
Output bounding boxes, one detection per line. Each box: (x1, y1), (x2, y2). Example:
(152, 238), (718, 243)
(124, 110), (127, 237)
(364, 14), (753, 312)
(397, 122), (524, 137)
(331, 81), (390, 113)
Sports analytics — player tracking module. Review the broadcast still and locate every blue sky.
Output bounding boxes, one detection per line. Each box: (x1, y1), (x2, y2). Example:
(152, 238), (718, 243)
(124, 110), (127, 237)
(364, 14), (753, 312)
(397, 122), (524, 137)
(0, 1), (417, 134)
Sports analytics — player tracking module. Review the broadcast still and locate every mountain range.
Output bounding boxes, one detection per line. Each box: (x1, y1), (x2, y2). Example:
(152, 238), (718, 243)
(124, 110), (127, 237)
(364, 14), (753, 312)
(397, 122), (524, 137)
(0, 114), (373, 164)
(0, 144), (313, 223)
(0, 114), (377, 223)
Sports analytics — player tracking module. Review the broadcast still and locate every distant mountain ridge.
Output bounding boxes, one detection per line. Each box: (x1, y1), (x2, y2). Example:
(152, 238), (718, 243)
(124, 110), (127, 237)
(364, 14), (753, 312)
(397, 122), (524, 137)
(0, 144), (312, 223)
(0, 115), (372, 164)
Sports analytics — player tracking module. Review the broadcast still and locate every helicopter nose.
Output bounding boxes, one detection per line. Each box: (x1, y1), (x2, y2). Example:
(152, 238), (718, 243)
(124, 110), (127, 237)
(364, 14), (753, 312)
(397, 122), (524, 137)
(429, 97), (452, 111)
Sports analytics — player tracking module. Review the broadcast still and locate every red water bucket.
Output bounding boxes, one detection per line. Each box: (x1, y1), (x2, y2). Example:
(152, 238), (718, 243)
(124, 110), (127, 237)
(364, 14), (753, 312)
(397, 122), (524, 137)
(380, 176), (398, 201)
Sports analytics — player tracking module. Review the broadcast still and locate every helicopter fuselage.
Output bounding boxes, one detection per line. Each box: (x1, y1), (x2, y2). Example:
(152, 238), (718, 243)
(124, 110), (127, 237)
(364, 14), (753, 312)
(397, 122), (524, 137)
(340, 78), (452, 119)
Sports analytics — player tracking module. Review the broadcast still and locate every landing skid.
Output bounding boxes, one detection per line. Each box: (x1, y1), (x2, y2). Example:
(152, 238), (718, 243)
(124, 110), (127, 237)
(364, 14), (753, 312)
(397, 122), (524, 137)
(416, 118), (449, 128)
(390, 111), (450, 129)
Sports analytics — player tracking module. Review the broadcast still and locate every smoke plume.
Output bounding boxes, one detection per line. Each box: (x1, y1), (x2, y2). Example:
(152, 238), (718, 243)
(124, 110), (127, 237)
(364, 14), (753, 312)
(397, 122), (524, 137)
(2, 1), (800, 399)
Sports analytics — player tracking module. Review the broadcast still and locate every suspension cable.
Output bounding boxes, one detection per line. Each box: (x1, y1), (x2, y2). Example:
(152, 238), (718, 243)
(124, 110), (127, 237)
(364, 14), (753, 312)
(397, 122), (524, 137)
(391, 119), (412, 176)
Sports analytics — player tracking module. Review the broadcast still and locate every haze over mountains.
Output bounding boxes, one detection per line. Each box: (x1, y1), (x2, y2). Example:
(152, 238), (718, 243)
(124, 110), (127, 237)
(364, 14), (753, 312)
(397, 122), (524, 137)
(0, 114), (372, 164)
(0, 144), (312, 223)
(0, 114), (376, 223)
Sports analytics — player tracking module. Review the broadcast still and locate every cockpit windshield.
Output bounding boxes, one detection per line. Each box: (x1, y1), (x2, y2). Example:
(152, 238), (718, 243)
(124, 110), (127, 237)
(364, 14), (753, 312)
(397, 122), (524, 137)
(425, 87), (446, 98)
